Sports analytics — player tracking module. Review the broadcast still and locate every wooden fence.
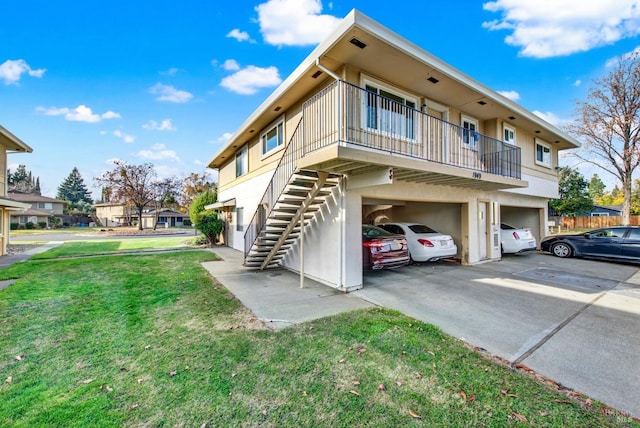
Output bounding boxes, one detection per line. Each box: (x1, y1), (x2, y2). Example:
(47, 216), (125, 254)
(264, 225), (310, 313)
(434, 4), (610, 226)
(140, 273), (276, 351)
(550, 215), (640, 229)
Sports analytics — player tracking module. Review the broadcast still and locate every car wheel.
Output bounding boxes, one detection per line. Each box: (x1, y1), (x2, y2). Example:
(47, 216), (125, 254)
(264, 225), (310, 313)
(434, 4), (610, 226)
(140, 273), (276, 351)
(551, 242), (572, 258)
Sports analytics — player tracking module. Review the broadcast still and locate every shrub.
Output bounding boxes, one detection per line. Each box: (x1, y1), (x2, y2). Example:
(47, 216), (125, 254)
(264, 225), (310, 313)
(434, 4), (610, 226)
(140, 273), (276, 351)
(25, 222), (35, 230)
(194, 212), (224, 247)
(10, 223), (18, 230)
(38, 221), (47, 229)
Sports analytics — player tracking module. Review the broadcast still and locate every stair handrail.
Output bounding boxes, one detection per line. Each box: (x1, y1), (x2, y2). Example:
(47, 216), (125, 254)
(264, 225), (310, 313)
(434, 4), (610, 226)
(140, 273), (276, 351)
(243, 116), (306, 257)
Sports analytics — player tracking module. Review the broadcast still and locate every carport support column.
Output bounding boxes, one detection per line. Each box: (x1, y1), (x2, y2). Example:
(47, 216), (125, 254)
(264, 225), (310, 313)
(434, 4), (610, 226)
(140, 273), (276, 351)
(300, 213), (304, 288)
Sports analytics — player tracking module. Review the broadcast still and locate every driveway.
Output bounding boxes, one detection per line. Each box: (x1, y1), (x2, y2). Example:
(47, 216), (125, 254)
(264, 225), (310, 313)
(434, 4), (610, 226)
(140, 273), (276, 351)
(354, 252), (640, 419)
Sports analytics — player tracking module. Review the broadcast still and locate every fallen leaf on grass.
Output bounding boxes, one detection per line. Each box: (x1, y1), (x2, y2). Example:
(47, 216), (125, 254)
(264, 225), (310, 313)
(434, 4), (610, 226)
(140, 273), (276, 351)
(585, 398), (593, 407)
(554, 399), (572, 404)
(136, 378), (144, 384)
(262, 410), (268, 416)
(396, 381), (402, 387)
(129, 404), (139, 410)
(339, 359), (346, 363)
(82, 379), (94, 384)
(414, 372), (422, 379)
(460, 391), (467, 400)
(378, 384), (386, 391)
(169, 370), (178, 377)
(349, 390), (360, 396)
(15, 355), (26, 361)
(408, 409), (421, 419)
(144, 345), (151, 350)
(467, 394), (476, 402)
(511, 412), (527, 422)
(119, 367), (128, 372)
(352, 381), (360, 386)
(5, 377), (12, 383)
(357, 346), (366, 354)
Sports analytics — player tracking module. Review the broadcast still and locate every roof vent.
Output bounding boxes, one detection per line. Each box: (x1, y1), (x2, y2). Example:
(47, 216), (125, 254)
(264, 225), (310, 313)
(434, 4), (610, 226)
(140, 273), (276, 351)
(508, 116), (516, 120)
(477, 100), (487, 105)
(349, 38), (367, 49)
(311, 70), (323, 79)
(427, 76), (439, 84)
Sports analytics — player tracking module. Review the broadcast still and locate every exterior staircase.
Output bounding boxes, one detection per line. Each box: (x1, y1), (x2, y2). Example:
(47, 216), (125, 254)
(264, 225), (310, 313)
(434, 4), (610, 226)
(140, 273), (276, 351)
(244, 170), (341, 269)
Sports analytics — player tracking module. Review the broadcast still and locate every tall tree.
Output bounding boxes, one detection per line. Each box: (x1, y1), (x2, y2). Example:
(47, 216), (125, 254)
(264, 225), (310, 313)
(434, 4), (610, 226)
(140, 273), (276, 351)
(548, 167), (593, 216)
(95, 161), (157, 230)
(57, 167), (93, 213)
(567, 51), (640, 225)
(151, 176), (181, 230)
(8, 164), (40, 194)
(181, 172), (217, 212)
(587, 174), (606, 201)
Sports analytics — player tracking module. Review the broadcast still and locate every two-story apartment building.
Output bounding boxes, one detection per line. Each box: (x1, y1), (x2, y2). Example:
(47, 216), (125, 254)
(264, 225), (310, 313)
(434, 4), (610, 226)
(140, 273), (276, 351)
(0, 125), (32, 254)
(8, 192), (66, 228)
(207, 10), (580, 292)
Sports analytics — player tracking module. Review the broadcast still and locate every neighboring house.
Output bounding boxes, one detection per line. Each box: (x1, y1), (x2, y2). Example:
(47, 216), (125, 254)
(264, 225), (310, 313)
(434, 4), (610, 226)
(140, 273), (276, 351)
(206, 10), (580, 292)
(8, 192), (66, 228)
(0, 125), (33, 255)
(95, 203), (188, 228)
(589, 205), (622, 216)
(140, 208), (189, 229)
(95, 203), (130, 227)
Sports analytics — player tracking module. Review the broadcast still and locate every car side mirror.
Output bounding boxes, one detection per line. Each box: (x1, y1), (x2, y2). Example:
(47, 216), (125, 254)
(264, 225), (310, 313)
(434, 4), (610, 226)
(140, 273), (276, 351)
(583, 233), (592, 239)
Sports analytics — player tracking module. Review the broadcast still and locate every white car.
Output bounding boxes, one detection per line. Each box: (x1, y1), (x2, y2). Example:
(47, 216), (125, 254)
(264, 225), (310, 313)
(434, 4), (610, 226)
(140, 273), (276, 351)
(500, 223), (537, 254)
(378, 222), (457, 262)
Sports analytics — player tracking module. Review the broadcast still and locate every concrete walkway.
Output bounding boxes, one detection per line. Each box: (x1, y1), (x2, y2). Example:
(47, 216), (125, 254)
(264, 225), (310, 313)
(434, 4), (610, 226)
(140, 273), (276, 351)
(202, 247), (640, 419)
(0, 241), (64, 290)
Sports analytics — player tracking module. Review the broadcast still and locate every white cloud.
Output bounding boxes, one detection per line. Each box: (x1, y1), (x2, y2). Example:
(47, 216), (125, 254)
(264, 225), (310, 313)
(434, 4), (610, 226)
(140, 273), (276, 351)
(142, 119), (176, 131)
(161, 67), (180, 76)
(217, 132), (233, 143)
(113, 129), (136, 143)
(135, 143), (180, 161)
(255, 0), (342, 46)
(574, 79), (582, 87)
(482, 0), (640, 58)
(0, 59), (46, 84)
(497, 90), (520, 101)
(148, 83), (193, 103)
(226, 29), (254, 43)
(36, 105), (121, 123)
(533, 110), (571, 127)
(223, 59), (240, 71)
(193, 159), (203, 165)
(220, 65), (282, 95)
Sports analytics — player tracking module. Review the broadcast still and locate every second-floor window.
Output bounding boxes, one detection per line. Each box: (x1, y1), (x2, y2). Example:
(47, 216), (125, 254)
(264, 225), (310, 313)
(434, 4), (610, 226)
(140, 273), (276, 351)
(535, 139), (551, 167)
(236, 146), (248, 177)
(462, 116), (478, 150)
(261, 120), (284, 155)
(504, 125), (516, 145)
(364, 80), (417, 141)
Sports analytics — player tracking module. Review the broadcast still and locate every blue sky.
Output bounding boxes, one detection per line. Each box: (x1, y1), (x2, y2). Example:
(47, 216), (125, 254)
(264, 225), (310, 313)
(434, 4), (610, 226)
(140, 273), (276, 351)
(2, 0), (640, 198)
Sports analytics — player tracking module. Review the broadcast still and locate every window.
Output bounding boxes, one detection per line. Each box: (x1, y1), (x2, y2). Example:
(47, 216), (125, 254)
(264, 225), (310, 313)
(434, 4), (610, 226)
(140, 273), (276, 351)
(535, 139), (551, 167)
(236, 207), (244, 232)
(462, 116), (478, 149)
(364, 79), (417, 140)
(235, 145), (248, 177)
(261, 120), (284, 155)
(504, 125), (516, 145)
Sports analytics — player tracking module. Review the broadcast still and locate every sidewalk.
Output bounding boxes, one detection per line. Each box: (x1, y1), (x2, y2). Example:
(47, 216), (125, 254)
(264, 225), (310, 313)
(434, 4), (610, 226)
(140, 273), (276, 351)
(200, 246), (374, 330)
(0, 241), (64, 290)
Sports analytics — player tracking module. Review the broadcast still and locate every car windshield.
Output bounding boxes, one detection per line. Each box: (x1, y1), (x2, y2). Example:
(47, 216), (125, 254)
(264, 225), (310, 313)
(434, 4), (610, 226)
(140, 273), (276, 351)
(362, 225), (393, 237)
(408, 224), (437, 234)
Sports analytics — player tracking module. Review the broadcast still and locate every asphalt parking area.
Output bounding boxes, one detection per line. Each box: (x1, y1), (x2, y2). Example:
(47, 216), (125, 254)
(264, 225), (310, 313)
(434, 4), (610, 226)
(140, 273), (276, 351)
(356, 252), (640, 418)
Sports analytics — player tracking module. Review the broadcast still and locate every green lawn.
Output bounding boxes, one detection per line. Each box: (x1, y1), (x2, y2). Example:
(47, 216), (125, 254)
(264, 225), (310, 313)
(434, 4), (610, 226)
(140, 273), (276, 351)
(30, 236), (193, 259)
(0, 250), (636, 427)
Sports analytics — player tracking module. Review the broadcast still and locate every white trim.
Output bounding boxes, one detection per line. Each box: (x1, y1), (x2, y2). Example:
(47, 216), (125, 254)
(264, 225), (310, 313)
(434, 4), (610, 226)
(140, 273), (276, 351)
(260, 115), (286, 157)
(503, 124), (516, 145)
(535, 138), (552, 168)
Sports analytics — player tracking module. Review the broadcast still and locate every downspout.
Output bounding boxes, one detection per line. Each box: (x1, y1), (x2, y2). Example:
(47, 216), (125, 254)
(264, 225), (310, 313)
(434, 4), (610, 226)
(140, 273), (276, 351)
(315, 58), (340, 81)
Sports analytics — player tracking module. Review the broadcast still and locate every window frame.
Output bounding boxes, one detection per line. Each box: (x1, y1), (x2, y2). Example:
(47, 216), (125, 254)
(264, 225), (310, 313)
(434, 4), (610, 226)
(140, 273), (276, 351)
(236, 207), (244, 232)
(361, 75), (419, 142)
(261, 117), (285, 156)
(235, 145), (248, 177)
(503, 124), (516, 146)
(535, 138), (552, 168)
(461, 115), (479, 150)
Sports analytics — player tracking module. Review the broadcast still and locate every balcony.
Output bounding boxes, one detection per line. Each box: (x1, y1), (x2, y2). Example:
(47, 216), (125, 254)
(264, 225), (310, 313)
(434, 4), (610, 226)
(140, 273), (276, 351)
(297, 80), (523, 190)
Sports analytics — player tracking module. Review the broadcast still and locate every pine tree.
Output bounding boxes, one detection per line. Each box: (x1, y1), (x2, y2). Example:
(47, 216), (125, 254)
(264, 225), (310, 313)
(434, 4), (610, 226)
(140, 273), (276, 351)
(57, 167), (93, 211)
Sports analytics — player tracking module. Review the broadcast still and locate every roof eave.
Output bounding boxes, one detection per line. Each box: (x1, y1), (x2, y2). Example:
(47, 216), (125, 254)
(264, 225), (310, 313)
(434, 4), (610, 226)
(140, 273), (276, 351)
(0, 125), (33, 153)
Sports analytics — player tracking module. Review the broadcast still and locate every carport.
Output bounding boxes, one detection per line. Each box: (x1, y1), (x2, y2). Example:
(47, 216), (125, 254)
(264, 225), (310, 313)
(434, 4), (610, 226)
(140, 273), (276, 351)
(501, 205), (544, 245)
(362, 198), (464, 262)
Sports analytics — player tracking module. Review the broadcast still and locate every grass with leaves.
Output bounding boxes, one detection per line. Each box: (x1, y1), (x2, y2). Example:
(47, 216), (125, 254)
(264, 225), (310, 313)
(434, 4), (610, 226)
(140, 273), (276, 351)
(0, 249), (636, 427)
(29, 236), (192, 259)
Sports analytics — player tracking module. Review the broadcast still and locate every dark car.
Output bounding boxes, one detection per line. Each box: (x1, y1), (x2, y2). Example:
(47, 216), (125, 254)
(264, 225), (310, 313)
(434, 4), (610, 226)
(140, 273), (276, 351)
(540, 226), (640, 263)
(362, 225), (409, 270)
